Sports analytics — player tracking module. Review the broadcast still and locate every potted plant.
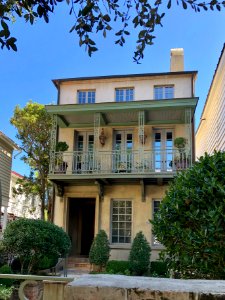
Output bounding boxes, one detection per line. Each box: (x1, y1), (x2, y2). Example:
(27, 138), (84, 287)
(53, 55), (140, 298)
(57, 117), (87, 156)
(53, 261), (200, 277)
(173, 137), (189, 169)
(55, 141), (69, 173)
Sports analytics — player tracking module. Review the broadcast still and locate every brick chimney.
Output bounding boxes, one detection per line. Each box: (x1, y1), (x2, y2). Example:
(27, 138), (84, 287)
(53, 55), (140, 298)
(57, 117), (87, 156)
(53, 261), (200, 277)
(170, 48), (184, 72)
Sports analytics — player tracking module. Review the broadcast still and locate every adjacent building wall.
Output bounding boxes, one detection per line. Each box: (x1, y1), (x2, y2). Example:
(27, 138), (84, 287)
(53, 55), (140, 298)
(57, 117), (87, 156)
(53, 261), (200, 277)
(196, 44), (225, 158)
(0, 131), (19, 230)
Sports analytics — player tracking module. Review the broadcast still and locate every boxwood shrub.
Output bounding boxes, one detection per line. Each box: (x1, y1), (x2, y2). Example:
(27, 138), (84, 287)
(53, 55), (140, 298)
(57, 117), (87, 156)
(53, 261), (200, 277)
(106, 260), (130, 275)
(0, 265), (14, 287)
(150, 261), (168, 277)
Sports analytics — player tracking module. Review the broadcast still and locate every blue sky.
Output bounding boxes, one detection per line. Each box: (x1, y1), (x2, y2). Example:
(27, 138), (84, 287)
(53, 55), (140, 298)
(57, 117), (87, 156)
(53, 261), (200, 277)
(0, 3), (225, 175)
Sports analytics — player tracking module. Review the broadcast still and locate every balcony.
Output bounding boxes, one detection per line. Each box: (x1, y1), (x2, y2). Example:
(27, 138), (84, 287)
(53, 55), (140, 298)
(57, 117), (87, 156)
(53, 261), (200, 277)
(49, 149), (191, 180)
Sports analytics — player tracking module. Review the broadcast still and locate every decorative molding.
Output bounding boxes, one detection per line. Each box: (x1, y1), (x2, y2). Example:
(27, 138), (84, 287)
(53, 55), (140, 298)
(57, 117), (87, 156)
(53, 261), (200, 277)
(55, 184), (64, 197)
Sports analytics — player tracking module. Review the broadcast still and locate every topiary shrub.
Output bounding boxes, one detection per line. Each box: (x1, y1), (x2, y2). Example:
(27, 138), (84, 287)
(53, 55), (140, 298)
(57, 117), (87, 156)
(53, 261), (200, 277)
(2, 218), (71, 274)
(152, 151), (225, 279)
(106, 260), (130, 275)
(150, 261), (168, 277)
(89, 230), (110, 272)
(0, 265), (14, 287)
(129, 231), (151, 275)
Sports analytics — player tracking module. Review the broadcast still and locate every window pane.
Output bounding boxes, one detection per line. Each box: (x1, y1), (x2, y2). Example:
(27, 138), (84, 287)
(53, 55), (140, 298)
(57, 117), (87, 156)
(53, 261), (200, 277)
(126, 89), (134, 101)
(112, 236), (118, 243)
(116, 88), (134, 102)
(78, 91), (95, 104)
(154, 86), (174, 100)
(165, 86), (174, 99)
(154, 87), (163, 100)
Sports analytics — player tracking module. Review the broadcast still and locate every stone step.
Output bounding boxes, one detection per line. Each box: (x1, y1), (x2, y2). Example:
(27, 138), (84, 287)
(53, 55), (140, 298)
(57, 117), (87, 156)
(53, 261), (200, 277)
(67, 256), (89, 263)
(67, 262), (91, 270)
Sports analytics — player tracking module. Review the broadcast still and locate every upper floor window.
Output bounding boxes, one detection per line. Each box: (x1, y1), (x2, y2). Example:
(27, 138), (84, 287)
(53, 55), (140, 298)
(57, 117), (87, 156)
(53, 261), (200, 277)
(154, 86), (174, 100)
(115, 88), (134, 102)
(78, 90), (95, 104)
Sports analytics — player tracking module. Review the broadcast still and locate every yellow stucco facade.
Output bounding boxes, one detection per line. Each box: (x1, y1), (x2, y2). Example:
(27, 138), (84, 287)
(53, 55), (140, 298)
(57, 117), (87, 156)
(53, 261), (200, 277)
(54, 183), (168, 260)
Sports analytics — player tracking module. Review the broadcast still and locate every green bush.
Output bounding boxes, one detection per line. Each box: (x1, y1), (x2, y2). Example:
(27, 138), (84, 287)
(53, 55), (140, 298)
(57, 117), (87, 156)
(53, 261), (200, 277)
(0, 285), (13, 300)
(0, 265), (14, 287)
(89, 230), (110, 271)
(0, 242), (7, 268)
(2, 219), (71, 274)
(36, 255), (58, 270)
(129, 231), (151, 275)
(152, 151), (225, 279)
(106, 260), (130, 274)
(150, 261), (168, 277)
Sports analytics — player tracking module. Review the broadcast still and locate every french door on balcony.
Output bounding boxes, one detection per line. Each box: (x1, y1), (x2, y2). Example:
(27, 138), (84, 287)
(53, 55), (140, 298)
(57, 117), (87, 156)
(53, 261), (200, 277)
(113, 130), (133, 172)
(153, 129), (173, 172)
(73, 132), (94, 173)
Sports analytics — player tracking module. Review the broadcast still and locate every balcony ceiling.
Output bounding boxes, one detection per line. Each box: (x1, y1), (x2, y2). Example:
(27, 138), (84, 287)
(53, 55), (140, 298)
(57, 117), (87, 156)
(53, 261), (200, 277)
(46, 98), (198, 128)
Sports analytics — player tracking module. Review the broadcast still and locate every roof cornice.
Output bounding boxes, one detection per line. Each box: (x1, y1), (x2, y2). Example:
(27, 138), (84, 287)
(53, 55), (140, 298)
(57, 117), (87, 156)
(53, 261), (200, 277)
(52, 71), (198, 89)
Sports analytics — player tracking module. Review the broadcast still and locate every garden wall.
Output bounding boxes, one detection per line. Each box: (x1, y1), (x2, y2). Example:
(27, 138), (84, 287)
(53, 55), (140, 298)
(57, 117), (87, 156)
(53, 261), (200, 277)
(64, 274), (225, 300)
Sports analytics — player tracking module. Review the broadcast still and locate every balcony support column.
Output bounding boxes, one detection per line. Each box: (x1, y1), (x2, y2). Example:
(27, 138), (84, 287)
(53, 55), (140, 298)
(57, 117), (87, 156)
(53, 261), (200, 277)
(138, 111), (145, 148)
(94, 113), (101, 151)
(49, 114), (57, 174)
(138, 111), (145, 172)
(185, 108), (192, 162)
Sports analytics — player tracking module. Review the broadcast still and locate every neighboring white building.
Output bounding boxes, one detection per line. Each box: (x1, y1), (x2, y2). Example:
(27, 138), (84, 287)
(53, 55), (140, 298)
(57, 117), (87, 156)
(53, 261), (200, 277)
(8, 171), (41, 220)
(196, 44), (225, 158)
(0, 131), (19, 230)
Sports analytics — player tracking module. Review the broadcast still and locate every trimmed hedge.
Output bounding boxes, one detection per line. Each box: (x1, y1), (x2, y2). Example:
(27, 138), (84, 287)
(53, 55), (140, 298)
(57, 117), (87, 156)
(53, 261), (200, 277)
(129, 231), (151, 276)
(89, 230), (110, 270)
(150, 261), (168, 277)
(106, 260), (130, 274)
(0, 265), (14, 287)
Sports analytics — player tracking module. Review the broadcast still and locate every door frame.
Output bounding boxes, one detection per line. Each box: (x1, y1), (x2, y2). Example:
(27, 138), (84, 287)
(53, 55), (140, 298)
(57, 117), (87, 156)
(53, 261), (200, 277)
(67, 197), (97, 256)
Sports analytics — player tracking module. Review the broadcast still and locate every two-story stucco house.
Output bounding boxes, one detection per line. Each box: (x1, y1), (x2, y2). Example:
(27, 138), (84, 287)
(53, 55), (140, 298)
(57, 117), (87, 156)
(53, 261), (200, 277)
(196, 44), (225, 158)
(0, 131), (19, 231)
(46, 49), (198, 261)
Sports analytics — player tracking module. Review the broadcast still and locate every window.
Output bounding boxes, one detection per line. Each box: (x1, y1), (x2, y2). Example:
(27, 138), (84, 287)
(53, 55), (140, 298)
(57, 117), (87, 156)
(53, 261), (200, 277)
(78, 90), (95, 104)
(111, 200), (132, 243)
(154, 86), (174, 100)
(115, 88), (134, 102)
(152, 199), (162, 245)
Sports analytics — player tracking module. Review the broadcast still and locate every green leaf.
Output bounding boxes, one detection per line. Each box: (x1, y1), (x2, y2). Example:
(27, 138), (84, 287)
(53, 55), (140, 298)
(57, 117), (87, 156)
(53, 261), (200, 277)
(182, 0), (188, 9)
(103, 14), (111, 22)
(167, 0), (172, 8)
(81, 3), (95, 16)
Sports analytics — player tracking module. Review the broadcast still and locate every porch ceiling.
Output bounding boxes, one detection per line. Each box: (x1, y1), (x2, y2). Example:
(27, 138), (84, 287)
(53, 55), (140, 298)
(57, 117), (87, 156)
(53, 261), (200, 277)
(46, 98), (198, 128)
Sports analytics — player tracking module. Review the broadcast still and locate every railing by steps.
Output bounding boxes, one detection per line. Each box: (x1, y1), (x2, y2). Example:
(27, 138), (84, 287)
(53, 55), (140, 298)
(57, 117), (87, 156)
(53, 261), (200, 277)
(50, 149), (191, 175)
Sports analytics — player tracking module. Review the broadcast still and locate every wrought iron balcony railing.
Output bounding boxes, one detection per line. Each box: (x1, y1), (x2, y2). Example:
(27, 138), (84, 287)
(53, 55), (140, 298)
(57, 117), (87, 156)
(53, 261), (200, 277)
(49, 149), (191, 175)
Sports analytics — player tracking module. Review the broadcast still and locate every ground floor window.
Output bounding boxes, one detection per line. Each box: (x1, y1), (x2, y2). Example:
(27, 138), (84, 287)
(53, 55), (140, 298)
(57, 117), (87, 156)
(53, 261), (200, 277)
(111, 199), (132, 243)
(152, 199), (162, 245)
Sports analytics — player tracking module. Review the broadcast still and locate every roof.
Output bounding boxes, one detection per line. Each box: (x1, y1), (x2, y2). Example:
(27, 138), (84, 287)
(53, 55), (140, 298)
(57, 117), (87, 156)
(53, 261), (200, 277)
(196, 43), (225, 134)
(11, 171), (23, 179)
(0, 131), (20, 150)
(52, 71), (198, 88)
